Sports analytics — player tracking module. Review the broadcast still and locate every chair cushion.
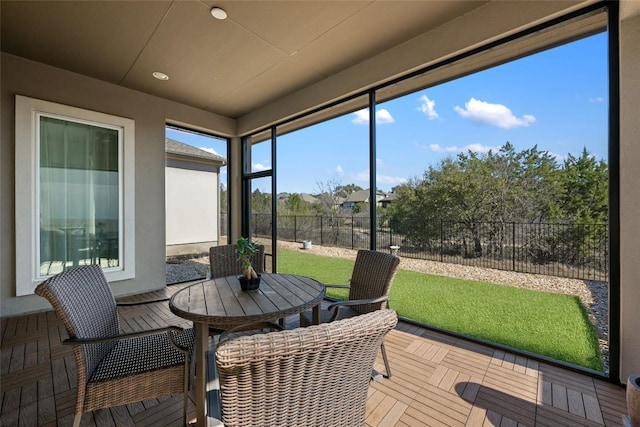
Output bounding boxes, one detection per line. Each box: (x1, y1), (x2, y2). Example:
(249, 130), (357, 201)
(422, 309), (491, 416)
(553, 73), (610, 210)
(90, 328), (195, 382)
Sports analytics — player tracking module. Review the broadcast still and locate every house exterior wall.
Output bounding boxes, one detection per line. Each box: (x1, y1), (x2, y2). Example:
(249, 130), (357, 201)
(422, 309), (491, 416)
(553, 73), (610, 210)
(0, 53), (235, 317)
(618, 0), (640, 383)
(165, 159), (220, 255)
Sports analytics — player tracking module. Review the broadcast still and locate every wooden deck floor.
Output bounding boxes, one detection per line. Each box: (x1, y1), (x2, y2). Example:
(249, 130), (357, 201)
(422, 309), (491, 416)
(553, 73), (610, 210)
(1, 282), (628, 427)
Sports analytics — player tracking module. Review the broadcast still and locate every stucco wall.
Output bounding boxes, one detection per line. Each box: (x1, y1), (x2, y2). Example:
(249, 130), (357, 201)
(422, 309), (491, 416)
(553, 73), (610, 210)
(165, 162), (219, 252)
(0, 53), (235, 317)
(619, 2), (640, 383)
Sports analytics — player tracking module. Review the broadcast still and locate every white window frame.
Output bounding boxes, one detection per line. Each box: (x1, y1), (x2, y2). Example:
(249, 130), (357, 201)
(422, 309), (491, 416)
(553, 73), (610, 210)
(15, 95), (135, 295)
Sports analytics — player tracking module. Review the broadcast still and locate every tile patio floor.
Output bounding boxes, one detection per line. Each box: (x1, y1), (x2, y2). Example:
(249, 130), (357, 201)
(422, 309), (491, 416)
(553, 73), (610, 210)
(1, 282), (628, 427)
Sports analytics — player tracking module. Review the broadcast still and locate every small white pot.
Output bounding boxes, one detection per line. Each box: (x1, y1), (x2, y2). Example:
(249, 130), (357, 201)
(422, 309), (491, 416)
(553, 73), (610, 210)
(628, 375), (640, 426)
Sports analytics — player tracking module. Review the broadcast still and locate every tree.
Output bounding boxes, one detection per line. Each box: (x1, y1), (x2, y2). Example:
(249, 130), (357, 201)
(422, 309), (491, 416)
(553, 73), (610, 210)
(315, 178), (344, 215)
(547, 148), (608, 263)
(551, 148), (608, 224)
(219, 182), (228, 213)
(283, 193), (309, 215)
(335, 184), (363, 198)
(251, 189), (271, 214)
(388, 142), (561, 256)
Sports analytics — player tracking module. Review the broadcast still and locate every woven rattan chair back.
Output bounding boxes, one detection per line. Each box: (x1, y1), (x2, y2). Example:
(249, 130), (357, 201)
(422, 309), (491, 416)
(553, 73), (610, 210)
(35, 264), (119, 381)
(215, 309), (398, 427)
(348, 249), (400, 314)
(35, 264), (194, 427)
(209, 243), (265, 278)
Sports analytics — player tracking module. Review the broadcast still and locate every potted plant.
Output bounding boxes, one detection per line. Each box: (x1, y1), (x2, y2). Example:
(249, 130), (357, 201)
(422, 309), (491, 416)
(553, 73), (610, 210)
(235, 237), (261, 290)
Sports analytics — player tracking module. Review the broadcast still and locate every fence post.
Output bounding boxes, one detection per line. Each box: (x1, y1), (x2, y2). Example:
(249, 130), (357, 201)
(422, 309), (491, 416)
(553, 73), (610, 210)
(351, 216), (355, 249)
(320, 216), (323, 246)
(512, 222), (516, 272)
(294, 215), (297, 242)
(440, 220), (444, 263)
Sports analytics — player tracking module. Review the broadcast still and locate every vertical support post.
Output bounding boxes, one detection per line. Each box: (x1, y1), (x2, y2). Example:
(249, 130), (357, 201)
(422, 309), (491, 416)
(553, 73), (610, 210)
(369, 90), (377, 251)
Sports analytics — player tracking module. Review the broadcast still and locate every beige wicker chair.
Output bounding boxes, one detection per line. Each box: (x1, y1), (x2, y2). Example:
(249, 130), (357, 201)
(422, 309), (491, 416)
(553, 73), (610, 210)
(214, 309), (398, 427)
(34, 264), (194, 427)
(209, 243), (265, 278)
(300, 249), (400, 378)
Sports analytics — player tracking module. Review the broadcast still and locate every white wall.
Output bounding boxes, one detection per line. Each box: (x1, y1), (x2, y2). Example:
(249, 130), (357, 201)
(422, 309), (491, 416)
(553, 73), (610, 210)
(165, 164), (219, 250)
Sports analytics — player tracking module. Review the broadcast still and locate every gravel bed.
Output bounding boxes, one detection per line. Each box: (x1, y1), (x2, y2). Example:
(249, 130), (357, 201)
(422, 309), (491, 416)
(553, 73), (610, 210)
(167, 239), (609, 373)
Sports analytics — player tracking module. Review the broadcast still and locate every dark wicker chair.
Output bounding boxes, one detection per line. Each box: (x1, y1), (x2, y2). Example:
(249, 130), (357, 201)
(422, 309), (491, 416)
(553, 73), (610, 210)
(34, 264), (194, 427)
(214, 309), (398, 427)
(209, 243), (265, 278)
(208, 243), (267, 334)
(299, 249), (400, 378)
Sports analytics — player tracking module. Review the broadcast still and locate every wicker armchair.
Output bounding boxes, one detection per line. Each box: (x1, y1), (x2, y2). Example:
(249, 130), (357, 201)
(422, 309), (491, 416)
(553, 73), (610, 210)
(214, 309), (398, 427)
(34, 264), (194, 427)
(209, 243), (265, 278)
(300, 249), (400, 378)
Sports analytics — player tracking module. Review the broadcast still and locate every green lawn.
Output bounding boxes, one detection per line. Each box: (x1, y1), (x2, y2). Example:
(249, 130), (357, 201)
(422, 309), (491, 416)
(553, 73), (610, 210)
(277, 249), (603, 371)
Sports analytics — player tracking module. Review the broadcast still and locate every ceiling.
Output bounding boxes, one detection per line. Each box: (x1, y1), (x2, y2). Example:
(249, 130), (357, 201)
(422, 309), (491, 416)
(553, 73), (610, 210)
(1, 0), (490, 119)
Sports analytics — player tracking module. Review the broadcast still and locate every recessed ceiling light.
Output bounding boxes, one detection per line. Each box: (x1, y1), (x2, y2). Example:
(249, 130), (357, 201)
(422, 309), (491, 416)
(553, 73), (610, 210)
(210, 7), (227, 20)
(152, 71), (169, 81)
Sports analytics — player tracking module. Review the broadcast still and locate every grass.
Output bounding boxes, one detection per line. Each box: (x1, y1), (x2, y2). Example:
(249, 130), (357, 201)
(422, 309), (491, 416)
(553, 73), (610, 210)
(277, 249), (603, 371)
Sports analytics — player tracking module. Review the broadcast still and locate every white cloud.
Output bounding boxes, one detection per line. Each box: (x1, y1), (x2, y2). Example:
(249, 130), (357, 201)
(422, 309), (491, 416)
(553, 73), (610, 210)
(376, 158), (384, 167)
(429, 143), (496, 154)
(252, 162), (269, 172)
(589, 96), (604, 103)
(199, 146), (220, 155)
(454, 98), (535, 129)
(429, 144), (459, 153)
(352, 110), (368, 124)
(335, 165), (344, 175)
(377, 109), (394, 124)
(348, 168), (407, 187)
(350, 170), (370, 182)
(464, 143), (494, 154)
(417, 94), (439, 120)
(352, 108), (395, 125)
(377, 175), (408, 186)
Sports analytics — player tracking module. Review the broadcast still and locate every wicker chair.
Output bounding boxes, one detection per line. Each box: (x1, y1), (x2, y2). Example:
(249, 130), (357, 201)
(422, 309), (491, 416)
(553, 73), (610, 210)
(208, 243), (266, 334)
(34, 264), (195, 427)
(209, 243), (265, 278)
(214, 309), (398, 427)
(299, 249), (400, 378)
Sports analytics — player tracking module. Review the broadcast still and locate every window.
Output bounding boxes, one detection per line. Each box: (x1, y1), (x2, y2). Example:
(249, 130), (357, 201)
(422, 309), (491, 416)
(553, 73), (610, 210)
(15, 95), (135, 295)
(243, 7), (612, 375)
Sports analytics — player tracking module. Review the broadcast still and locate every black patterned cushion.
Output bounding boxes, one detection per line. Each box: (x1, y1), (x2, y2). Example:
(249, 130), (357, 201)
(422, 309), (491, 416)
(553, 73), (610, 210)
(90, 328), (195, 382)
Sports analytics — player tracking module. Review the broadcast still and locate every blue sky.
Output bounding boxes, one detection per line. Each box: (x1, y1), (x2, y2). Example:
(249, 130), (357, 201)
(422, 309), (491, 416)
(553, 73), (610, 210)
(167, 31), (608, 195)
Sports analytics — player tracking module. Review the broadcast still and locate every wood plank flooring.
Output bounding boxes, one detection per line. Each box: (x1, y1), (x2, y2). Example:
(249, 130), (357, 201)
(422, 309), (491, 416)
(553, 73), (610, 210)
(1, 282), (628, 427)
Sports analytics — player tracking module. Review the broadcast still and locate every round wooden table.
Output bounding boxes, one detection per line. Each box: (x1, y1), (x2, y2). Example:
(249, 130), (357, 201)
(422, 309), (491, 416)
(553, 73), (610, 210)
(169, 273), (326, 427)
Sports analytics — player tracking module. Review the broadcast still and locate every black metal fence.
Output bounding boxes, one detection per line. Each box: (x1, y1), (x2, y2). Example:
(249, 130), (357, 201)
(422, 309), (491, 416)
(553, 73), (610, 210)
(225, 213), (608, 282)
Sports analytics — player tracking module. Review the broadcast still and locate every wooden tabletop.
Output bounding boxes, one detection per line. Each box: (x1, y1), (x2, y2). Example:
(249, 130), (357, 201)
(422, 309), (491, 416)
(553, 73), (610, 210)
(169, 273), (326, 329)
